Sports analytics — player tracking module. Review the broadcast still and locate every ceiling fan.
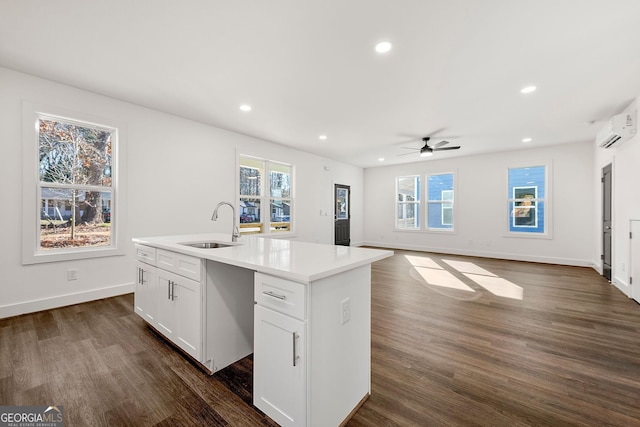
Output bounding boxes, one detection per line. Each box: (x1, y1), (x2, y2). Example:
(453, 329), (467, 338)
(398, 137), (461, 157)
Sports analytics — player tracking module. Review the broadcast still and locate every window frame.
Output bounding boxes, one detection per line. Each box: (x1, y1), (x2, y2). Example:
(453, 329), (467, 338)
(22, 102), (126, 265)
(395, 175), (421, 230)
(505, 162), (552, 239)
(396, 171), (457, 233)
(426, 171), (456, 232)
(238, 154), (294, 236)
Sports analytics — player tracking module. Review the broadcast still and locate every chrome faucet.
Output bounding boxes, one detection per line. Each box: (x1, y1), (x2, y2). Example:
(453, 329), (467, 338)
(212, 201), (240, 242)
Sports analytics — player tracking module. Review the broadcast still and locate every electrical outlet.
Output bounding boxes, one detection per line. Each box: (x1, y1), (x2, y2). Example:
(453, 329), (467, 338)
(340, 297), (351, 325)
(67, 269), (78, 281)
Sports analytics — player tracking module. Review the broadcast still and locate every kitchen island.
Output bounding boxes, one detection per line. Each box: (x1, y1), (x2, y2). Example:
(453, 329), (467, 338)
(132, 233), (393, 427)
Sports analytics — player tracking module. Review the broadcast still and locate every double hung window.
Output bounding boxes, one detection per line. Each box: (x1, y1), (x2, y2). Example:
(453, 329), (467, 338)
(396, 175), (420, 229)
(23, 105), (122, 264)
(239, 156), (293, 234)
(507, 164), (549, 235)
(427, 173), (454, 231)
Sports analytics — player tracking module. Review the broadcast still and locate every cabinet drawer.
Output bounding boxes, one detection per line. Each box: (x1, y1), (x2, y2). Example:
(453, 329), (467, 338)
(255, 273), (306, 320)
(135, 244), (156, 266)
(157, 249), (202, 282)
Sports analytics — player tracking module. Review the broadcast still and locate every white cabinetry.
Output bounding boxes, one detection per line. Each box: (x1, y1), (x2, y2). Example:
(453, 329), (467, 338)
(254, 273), (307, 427)
(134, 246), (204, 362)
(156, 268), (202, 360)
(132, 234), (386, 426)
(154, 249), (203, 361)
(134, 247), (254, 373)
(134, 244), (157, 324)
(254, 267), (372, 427)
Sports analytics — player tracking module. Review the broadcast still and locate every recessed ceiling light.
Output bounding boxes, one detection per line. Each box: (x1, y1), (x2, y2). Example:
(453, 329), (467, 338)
(522, 137), (532, 143)
(375, 41), (392, 54)
(520, 85), (537, 94)
(319, 135), (327, 140)
(378, 158), (385, 162)
(239, 104), (252, 112)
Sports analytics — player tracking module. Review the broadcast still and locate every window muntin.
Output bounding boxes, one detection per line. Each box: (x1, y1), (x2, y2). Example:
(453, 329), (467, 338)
(427, 173), (454, 231)
(396, 175), (420, 229)
(239, 156), (293, 235)
(37, 115), (114, 251)
(508, 165), (546, 234)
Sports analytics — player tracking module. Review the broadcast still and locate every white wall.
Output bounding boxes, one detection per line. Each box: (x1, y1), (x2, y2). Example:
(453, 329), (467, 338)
(363, 141), (595, 266)
(592, 98), (640, 296)
(0, 67), (363, 318)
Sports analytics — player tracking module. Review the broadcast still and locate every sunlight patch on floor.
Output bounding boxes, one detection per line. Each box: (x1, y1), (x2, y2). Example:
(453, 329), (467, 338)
(405, 255), (524, 300)
(442, 260), (497, 277)
(404, 255), (443, 270)
(414, 267), (475, 292)
(463, 273), (523, 300)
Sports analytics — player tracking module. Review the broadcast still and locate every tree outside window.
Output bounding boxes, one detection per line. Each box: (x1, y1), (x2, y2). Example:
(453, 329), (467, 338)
(38, 115), (114, 250)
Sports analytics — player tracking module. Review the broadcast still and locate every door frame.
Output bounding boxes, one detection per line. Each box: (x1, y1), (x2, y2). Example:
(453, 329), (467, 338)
(602, 163), (613, 281)
(631, 220), (640, 302)
(334, 183), (351, 246)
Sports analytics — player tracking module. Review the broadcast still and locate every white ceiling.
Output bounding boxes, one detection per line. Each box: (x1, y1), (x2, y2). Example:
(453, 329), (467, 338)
(2, 0), (640, 168)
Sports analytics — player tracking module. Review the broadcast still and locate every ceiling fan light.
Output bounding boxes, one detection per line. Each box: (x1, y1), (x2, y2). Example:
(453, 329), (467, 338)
(420, 150), (432, 157)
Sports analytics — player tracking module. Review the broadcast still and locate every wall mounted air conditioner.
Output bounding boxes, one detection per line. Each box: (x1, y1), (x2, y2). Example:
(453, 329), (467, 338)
(597, 112), (636, 149)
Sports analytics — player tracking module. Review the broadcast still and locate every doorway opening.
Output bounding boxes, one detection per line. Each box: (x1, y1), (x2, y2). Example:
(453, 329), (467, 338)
(334, 184), (350, 246)
(602, 163), (612, 281)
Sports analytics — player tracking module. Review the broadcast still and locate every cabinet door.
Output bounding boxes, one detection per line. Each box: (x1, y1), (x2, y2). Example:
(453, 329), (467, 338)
(254, 305), (306, 427)
(155, 270), (176, 340)
(134, 262), (157, 325)
(174, 275), (202, 361)
(155, 269), (202, 361)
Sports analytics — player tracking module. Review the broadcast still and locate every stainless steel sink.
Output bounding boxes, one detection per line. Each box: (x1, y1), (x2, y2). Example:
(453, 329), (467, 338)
(179, 242), (232, 249)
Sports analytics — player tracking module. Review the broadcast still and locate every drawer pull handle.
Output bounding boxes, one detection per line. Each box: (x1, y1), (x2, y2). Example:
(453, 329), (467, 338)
(292, 332), (300, 366)
(263, 290), (287, 300)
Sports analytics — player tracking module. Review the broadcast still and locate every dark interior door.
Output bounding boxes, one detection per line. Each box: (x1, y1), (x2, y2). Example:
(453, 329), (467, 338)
(602, 163), (612, 281)
(334, 184), (350, 246)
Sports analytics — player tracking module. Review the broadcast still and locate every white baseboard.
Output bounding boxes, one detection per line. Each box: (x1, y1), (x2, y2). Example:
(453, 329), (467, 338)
(361, 241), (594, 267)
(0, 283), (135, 319)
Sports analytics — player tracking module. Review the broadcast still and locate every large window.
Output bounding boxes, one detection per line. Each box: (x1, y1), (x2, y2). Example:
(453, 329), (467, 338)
(508, 165), (548, 235)
(23, 104), (123, 264)
(38, 115), (114, 249)
(427, 173), (454, 231)
(396, 175), (420, 229)
(239, 156), (293, 234)
(396, 173), (456, 232)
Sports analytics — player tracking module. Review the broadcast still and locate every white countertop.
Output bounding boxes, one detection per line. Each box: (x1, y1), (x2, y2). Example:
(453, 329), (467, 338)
(132, 233), (394, 283)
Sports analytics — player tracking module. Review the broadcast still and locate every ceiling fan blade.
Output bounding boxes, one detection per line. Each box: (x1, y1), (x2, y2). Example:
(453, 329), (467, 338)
(433, 140), (450, 148)
(400, 146), (420, 150)
(396, 151), (419, 156)
(433, 146), (461, 151)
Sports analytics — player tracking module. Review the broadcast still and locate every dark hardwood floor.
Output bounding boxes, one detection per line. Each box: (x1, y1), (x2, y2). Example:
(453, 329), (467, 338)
(2, 250), (640, 426)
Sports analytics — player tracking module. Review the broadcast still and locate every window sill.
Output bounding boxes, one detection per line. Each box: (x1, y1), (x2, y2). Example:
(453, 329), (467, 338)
(22, 246), (125, 265)
(503, 232), (552, 240)
(394, 228), (456, 235)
